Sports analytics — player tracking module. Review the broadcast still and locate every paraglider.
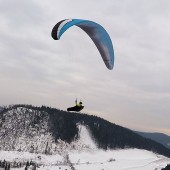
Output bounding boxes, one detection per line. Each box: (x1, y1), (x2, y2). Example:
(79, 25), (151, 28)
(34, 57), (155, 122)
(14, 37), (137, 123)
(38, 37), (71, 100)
(51, 19), (114, 70)
(51, 19), (115, 112)
(67, 99), (84, 112)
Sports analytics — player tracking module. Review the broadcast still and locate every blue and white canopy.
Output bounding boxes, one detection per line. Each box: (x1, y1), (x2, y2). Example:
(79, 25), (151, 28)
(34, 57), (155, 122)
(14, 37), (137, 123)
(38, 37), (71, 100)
(51, 19), (114, 70)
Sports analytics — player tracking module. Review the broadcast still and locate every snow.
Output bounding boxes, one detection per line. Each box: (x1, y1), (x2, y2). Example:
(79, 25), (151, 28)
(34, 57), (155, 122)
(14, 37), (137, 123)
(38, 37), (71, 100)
(0, 151), (63, 165)
(0, 149), (169, 170)
(0, 124), (169, 170)
(70, 149), (170, 170)
(72, 124), (97, 150)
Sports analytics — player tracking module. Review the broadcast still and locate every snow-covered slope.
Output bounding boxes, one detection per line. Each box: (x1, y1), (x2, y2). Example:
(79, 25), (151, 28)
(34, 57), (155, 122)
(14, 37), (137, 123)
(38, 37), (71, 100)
(0, 107), (55, 153)
(0, 105), (170, 169)
(71, 124), (97, 150)
(0, 124), (169, 170)
(1, 105), (170, 157)
(0, 107), (98, 154)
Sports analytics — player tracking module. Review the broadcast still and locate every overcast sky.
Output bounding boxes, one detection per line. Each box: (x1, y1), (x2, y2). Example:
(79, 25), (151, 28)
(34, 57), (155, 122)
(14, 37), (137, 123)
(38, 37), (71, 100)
(0, 0), (170, 135)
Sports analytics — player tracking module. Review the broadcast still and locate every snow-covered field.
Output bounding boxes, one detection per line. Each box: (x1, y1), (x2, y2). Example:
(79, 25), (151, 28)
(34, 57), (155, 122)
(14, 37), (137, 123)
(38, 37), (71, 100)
(70, 149), (170, 170)
(0, 149), (170, 170)
(0, 125), (169, 170)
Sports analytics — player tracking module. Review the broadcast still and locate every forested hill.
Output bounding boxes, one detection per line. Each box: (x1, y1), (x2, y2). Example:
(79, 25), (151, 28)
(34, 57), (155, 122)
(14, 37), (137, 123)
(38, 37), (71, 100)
(0, 106), (3, 112)
(1, 104), (170, 158)
(134, 131), (170, 150)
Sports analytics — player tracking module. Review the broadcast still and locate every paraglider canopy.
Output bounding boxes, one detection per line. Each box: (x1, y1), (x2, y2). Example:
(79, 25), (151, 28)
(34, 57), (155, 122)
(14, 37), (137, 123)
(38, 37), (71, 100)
(51, 19), (114, 70)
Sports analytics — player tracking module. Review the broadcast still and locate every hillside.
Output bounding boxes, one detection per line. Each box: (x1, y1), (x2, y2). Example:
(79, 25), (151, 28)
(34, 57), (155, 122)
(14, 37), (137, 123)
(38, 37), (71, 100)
(1, 104), (170, 158)
(134, 131), (170, 150)
(0, 125), (169, 169)
(0, 106), (3, 112)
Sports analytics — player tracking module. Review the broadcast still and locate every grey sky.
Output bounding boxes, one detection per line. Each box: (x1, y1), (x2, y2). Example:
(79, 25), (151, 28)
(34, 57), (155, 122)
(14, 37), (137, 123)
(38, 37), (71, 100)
(0, 0), (170, 135)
